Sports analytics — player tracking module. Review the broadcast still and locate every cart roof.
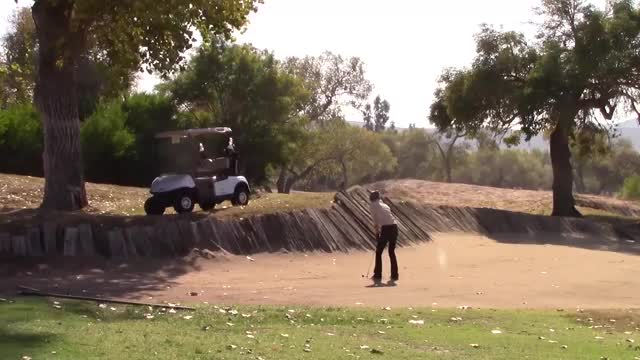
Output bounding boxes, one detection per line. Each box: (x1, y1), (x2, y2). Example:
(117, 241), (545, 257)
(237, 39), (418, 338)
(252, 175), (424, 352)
(155, 127), (232, 139)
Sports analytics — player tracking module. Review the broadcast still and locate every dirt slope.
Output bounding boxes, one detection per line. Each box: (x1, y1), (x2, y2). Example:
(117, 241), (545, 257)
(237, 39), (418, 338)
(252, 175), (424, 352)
(371, 179), (640, 217)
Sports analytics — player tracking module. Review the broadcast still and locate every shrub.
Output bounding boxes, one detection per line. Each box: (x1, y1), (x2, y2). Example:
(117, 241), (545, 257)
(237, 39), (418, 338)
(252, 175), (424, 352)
(0, 103), (42, 176)
(621, 175), (640, 200)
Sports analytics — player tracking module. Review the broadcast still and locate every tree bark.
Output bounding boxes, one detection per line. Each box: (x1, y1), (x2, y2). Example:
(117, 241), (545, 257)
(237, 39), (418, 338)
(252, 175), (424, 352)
(276, 166), (288, 193)
(33, 1), (88, 210)
(549, 120), (582, 217)
(340, 158), (348, 189)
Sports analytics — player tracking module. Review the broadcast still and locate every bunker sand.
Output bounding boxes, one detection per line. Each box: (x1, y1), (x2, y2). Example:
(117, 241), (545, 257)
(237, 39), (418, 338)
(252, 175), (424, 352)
(2, 233), (640, 309)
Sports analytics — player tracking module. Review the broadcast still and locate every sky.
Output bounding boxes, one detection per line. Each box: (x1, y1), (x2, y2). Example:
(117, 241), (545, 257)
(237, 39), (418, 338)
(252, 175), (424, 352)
(1, 0), (608, 128)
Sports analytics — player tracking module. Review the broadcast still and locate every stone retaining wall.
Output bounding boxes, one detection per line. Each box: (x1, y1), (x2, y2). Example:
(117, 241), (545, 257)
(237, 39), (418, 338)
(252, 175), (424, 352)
(0, 187), (635, 259)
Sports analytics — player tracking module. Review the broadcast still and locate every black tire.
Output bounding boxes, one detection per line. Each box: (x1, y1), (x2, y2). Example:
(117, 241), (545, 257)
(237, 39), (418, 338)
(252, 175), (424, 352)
(231, 184), (250, 206)
(144, 197), (165, 216)
(174, 191), (195, 214)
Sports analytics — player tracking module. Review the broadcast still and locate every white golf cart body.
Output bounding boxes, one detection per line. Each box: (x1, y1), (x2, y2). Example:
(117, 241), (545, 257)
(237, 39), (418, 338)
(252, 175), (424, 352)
(150, 174), (249, 201)
(144, 127), (251, 215)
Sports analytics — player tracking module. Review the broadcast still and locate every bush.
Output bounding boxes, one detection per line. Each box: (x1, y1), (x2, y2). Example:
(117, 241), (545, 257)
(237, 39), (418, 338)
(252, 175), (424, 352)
(621, 175), (640, 200)
(0, 103), (42, 176)
(81, 100), (135, 184)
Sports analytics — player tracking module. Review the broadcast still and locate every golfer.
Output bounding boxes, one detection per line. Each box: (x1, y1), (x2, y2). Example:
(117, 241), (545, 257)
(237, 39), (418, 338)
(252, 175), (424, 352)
(369, 190), (399, 282)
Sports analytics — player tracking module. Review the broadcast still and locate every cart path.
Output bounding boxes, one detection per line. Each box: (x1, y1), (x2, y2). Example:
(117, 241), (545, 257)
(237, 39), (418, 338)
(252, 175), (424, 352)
(2, 233), (640, 309)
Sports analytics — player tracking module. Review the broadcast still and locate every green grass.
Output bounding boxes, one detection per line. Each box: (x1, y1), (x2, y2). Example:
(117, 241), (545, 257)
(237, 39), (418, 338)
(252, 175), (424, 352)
(2, 299), (640, 360)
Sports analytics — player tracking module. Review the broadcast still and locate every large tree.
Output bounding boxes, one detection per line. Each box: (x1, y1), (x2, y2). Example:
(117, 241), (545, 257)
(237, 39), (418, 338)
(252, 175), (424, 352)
(429, 0), (640, 217)
(13, 0), (259, 210)
(276, 51), (373, 192)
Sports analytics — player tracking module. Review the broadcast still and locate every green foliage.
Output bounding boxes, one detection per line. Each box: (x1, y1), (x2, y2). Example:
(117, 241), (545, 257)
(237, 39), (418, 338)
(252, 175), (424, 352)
(79, 93), (180, 185)
(621, 175), (640, 200)
(363, 95), (391, 132)
(0, 7), (36, 108)
(282, 51), (373, 124)
(0, 102), (42, 175)
(81, 101), (136, 183)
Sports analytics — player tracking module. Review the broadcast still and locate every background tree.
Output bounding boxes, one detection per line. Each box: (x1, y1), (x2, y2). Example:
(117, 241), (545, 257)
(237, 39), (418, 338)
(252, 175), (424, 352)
(0, 7), (36, 108)
(21, 0), (259, 210)
(277, 52), (373, 192)
(429, 0), (640, 217)
(433, 129), (469, 183)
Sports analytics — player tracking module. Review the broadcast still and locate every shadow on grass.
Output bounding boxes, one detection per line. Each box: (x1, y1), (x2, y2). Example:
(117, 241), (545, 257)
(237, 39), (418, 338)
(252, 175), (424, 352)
(0, 254), (202, 302)
(0, 327), (53, 360)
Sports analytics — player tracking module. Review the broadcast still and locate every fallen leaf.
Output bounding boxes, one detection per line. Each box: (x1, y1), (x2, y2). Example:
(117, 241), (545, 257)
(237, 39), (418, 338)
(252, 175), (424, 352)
(189, 292), (199, 296)
(226, 322), (234, 326)
(246, 256), (255, 262)
(168, 309), (177, 314)
(383, 307), (391, 311)
(53, 305), (62, 309)
(183, 316), (193, 320)
(377, 331), (386, 334)
(303, 348), (311, 352)
(144, 314), (154, 320)
(227, 345), (237, 350)
(53, 301), (60, 305)
(110, 307), (116, 311)
(409, 320), (425, 325)
(469, 344), (480, 348)
(99, 304), (107, 309)
(360, 345), (370, 350)
(491, 330), (502, 335)
(561, 345), (568, 349)
(326, 333), (335, 336)
(22, 356), (32, 360)
(247, 334), (255, 339)
(370, 348), (384, 354)
(627, 339), (636, 343)
(281, 334), (289, 338)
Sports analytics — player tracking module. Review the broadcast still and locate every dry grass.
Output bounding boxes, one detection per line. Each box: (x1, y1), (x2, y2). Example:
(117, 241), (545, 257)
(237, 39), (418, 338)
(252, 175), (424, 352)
(0, 173), (334, 220)
(371, 179), (640, 219)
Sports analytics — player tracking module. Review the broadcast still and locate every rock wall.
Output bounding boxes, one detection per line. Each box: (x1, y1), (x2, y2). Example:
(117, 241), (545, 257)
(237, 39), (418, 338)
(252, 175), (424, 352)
(0, 186), (634, 259)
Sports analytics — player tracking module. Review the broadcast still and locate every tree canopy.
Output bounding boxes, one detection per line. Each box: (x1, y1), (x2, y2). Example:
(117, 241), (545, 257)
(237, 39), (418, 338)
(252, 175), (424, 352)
(429, 0), (640, 217)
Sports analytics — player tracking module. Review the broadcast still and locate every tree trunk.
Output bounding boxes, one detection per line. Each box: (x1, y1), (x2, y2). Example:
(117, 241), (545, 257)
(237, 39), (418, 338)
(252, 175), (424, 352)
(549, 121), (581, 217)
(574, 162), (586, 193)
(340, 158), (348, 190)
(276, 166), (288, 193)
(33, 1), (88, 210)
(444, 159), (453, 183)
(283, 176), (296, 194)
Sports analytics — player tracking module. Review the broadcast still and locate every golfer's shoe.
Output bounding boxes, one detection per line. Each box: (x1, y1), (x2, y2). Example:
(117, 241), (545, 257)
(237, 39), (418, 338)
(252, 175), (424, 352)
(371, 276), (383, 283)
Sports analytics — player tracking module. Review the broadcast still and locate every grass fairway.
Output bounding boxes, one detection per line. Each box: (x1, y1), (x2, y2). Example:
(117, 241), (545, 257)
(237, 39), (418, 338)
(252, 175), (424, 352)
(1, 299), (639, 360)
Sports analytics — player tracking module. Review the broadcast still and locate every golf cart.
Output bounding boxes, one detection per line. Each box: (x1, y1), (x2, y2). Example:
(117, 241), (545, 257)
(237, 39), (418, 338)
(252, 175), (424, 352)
(144, 127), (251, 215)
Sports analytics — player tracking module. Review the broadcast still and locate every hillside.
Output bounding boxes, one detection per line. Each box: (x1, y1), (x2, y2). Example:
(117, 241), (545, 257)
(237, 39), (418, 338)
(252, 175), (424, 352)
(2, 173), (640, 220)
(0, 173), (333, 219)
(370, 179), (640, 218)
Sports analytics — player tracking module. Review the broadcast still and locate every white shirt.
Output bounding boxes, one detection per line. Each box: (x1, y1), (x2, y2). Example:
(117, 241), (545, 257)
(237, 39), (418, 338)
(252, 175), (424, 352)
(369, 200), (396, 231)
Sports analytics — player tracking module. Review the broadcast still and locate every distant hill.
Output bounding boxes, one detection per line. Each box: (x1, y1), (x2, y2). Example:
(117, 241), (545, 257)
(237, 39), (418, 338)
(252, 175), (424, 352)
(349, 119), (640, 151)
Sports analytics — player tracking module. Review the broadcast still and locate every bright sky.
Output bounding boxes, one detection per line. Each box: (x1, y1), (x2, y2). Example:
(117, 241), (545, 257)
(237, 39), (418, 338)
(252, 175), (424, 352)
(1, 0), (608, 127)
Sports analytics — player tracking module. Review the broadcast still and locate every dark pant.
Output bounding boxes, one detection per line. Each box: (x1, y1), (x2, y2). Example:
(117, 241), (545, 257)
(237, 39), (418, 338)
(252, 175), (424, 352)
(373, 224), (398, 279)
